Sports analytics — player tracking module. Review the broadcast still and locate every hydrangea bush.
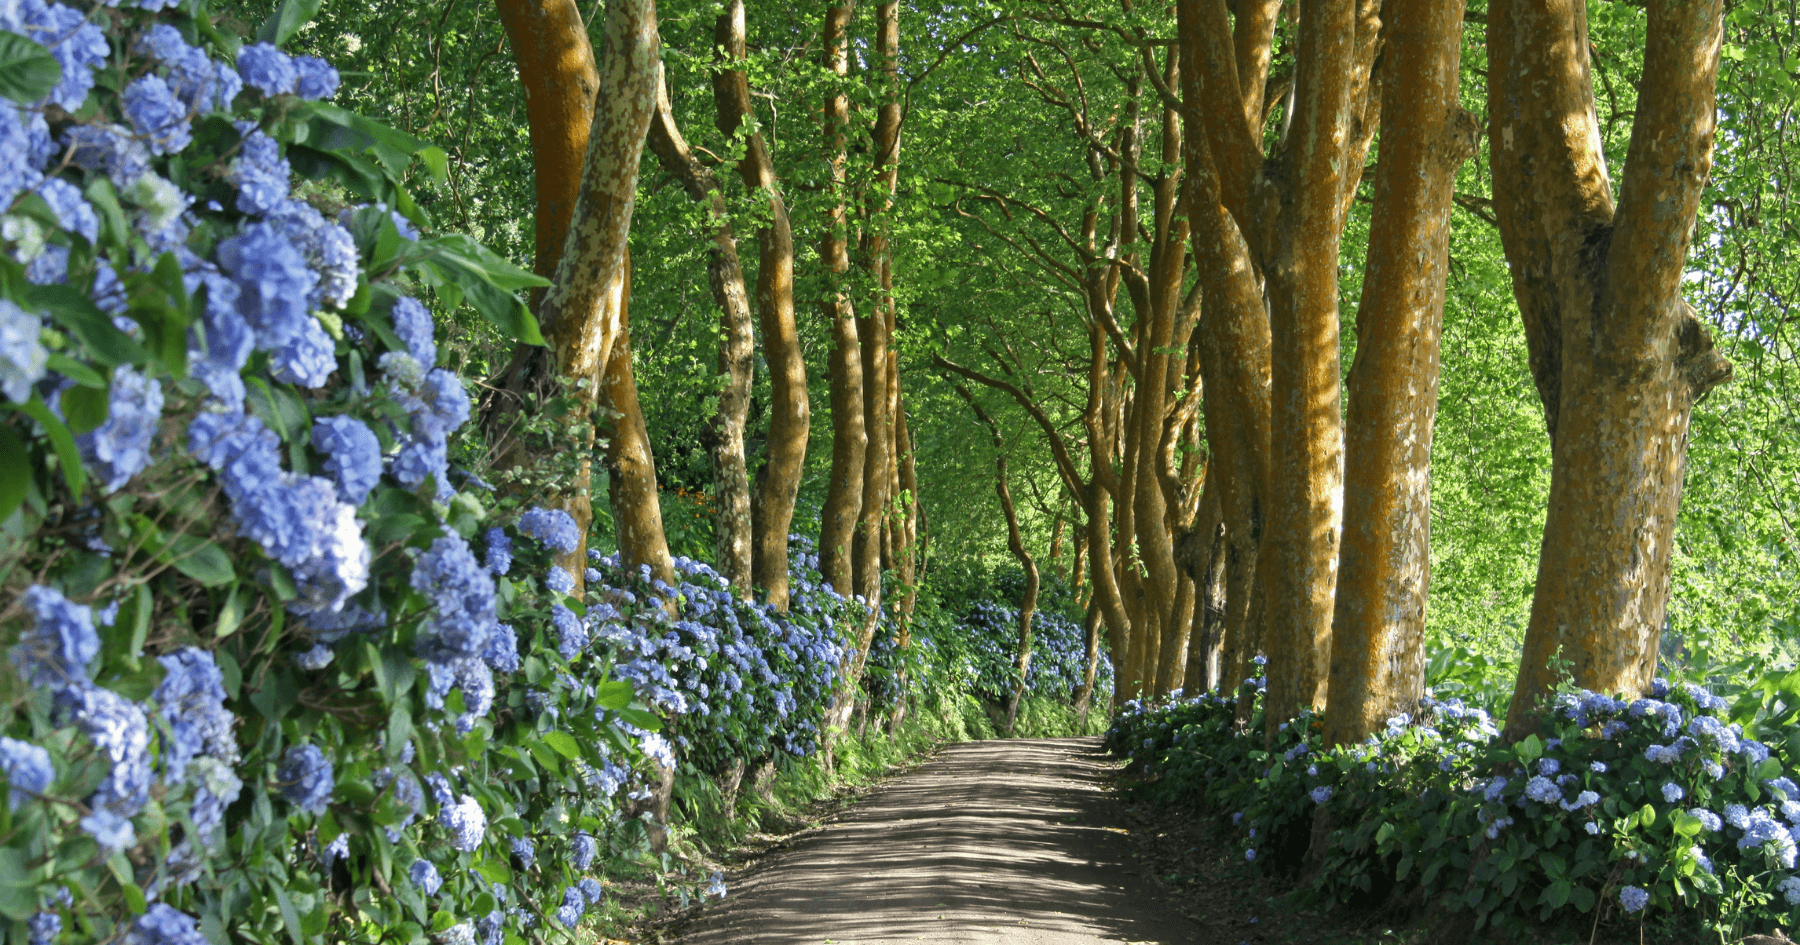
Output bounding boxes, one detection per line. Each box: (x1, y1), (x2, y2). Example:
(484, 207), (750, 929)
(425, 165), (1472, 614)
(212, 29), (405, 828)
(950, 598), (1111, 705)
(1109, 667), (1800, 939)
(0, 1), (912, 942)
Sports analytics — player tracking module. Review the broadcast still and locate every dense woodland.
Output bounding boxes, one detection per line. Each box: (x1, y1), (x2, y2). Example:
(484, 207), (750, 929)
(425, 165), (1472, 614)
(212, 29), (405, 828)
(3, 0), (1800, 940)
(267, 0), (1800, 727)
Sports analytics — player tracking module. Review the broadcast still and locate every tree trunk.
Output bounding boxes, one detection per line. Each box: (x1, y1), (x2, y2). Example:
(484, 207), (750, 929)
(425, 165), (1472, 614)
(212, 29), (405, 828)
(709, 0), (810, 609)
(1256, 0), (1376, 735)
(1323, 0), (1477, 747)
(1073, 600), (1103, 720)
(598, 255), (676, 586)
(1492, 0), (1734, 733)
(487, 0), (656, 597)
(645, 62), (755, 595)
(816, 0), (863, 597)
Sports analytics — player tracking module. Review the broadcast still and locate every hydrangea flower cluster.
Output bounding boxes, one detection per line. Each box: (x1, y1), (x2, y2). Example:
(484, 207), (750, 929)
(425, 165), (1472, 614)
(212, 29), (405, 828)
(1110, 672), (1800, 935)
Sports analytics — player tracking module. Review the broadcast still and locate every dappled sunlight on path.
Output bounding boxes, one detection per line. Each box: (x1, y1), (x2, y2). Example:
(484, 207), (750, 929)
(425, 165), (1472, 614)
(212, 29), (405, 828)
(671, 737), (1197, 944)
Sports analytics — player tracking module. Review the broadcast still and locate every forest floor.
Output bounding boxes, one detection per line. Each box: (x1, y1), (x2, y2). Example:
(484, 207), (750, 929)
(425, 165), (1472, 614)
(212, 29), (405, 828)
(647, 736), (1404, 945)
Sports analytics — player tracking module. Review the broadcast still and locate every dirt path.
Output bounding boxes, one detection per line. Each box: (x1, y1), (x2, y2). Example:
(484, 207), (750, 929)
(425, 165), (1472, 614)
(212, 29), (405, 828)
(668, 737), (1200, 945)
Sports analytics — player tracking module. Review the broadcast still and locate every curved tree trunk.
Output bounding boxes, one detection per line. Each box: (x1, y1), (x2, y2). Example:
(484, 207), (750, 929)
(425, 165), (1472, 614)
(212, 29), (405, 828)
(816, 0), (863, 598)
(597, 255), (675, 586)
(645, 62), (754, 595)
(1324, 0), (1477, 747)
(488, 0), (658, 600)
(710, 0), (810, 609)
(1492, 0), (1734, 733)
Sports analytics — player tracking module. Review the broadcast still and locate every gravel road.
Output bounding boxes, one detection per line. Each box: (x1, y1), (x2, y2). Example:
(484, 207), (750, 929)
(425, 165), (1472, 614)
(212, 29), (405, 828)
(669, 737), (1200, 945)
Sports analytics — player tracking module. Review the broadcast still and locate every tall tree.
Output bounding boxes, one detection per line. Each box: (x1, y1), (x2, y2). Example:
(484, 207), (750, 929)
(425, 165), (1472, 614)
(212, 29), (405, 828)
(816, 0), (865, 598)
(488, 0), (660, 596)
(1323, 0), (1478, 746)
(645, 61), (755, 593)
(710, 0), (811, 610)
(1492, 0), (1735, 731)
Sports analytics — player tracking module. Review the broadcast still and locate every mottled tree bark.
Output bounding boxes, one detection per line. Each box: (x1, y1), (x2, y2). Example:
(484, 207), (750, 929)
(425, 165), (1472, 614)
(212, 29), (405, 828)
(816, 0), (864, 598)
(1177, 0), (1273, 701)
(710, 0), (810, 609)
(645, 63), (754, 595)
(489, 0), (657, 599)
(1323, 0), (1477, 747)
(597, 256), (675, 586)
(1493, 0), (1734, 733)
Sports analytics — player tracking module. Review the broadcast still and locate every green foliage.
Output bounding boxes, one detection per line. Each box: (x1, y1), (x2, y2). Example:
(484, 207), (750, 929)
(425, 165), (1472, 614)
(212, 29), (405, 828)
(1111, 663), (1800, 941)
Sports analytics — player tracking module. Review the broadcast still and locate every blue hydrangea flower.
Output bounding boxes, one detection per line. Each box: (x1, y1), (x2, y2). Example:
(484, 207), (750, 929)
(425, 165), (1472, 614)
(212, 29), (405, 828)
(62, 123), (148, 191)
(312, 416), (381, 504)
(293, 56), (340, 100)
(294, 644), (333, 670)
(477, 911), (504, 945)
(76, 365), (165, 493)
(704, 871), (726, 899)
(1244, 848), (1256, 861)
(38, 177), (97, 244)
(121, 904), (208, 945)
(552, 605), (588, 659)
(1520, 776), (1559, 804)
(226, 130), (290, 215)
(12, 585), (98, 690)
(1537, 757), (1559, 776)
(267, 200), (358, 310)
(1588, 761), (1607, 773)
(1781, 875), (1800, 907)
(483, 528), (512, 576)
(546, 566), (575, 595)
(1583, 820), (1601, 835)
(150, 648), (234, 785)
(390, 296), (436, 366)
(27, 912), (59, 945)
(554, 887), (584, 926)
(237, 43), (297, 97)
(1619, 886), (1649, 914)
(411, 534), (499, 663)
(1558, 790), (1599, 811)
(0, 299), (46, 403)
(81, 808), (136, 851)
(482, 622), (519, 674)
(277, 744), (334, 815)
(440, 793), (485, 851)
(1662, 782), (1686, 803)
(1309, 786), (1332, 805)
(578, 877), (604, 906)
(410, 858), (442, 896)
(122, 75), (192, 155)
(25, 3), (108, 112)
(1690, 808), (1722, 832)
(0, 738), (52, 810)
(519, 507), (580, 553)
(269, 312), (336, 388)
(511, 836), (535, 870)
(217, 221), (316, 350)
(571, 831), (597, 871)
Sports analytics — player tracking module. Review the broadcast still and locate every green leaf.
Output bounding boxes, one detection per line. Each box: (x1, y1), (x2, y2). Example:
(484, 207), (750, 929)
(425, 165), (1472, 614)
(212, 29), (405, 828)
(0, 33), (60, 105)
(1516, 734), (1542, 763)
(44, 354), (105, 388)
(1639, 803), (1656, 827)
(0, 425), (27, 523)
(166, 536), (236, 587)
(541, 731), (581, 760)
(385, 706), (413, 762)
(594, 680), (634, 710)
(256, 0), (324, 47)
(12, 394), (85, 498)
(270, 881), (305, 945)
(0, 848), (36, 920)
(613, 705), (661, 732)
(1670, 810), (1702, 838)
(415, 146), (449, 184)
(29, 285), (146, 368)
(215, 583), (243, 639)
(58, 384), (108, 435)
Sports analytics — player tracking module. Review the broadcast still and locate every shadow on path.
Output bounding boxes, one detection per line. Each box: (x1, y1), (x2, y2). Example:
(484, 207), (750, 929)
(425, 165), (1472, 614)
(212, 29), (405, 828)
(671, 737), (1198, 945)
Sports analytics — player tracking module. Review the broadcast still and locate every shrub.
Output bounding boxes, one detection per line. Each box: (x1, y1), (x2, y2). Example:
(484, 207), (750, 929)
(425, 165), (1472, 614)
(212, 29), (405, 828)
(1110, 664), (1800, 940)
